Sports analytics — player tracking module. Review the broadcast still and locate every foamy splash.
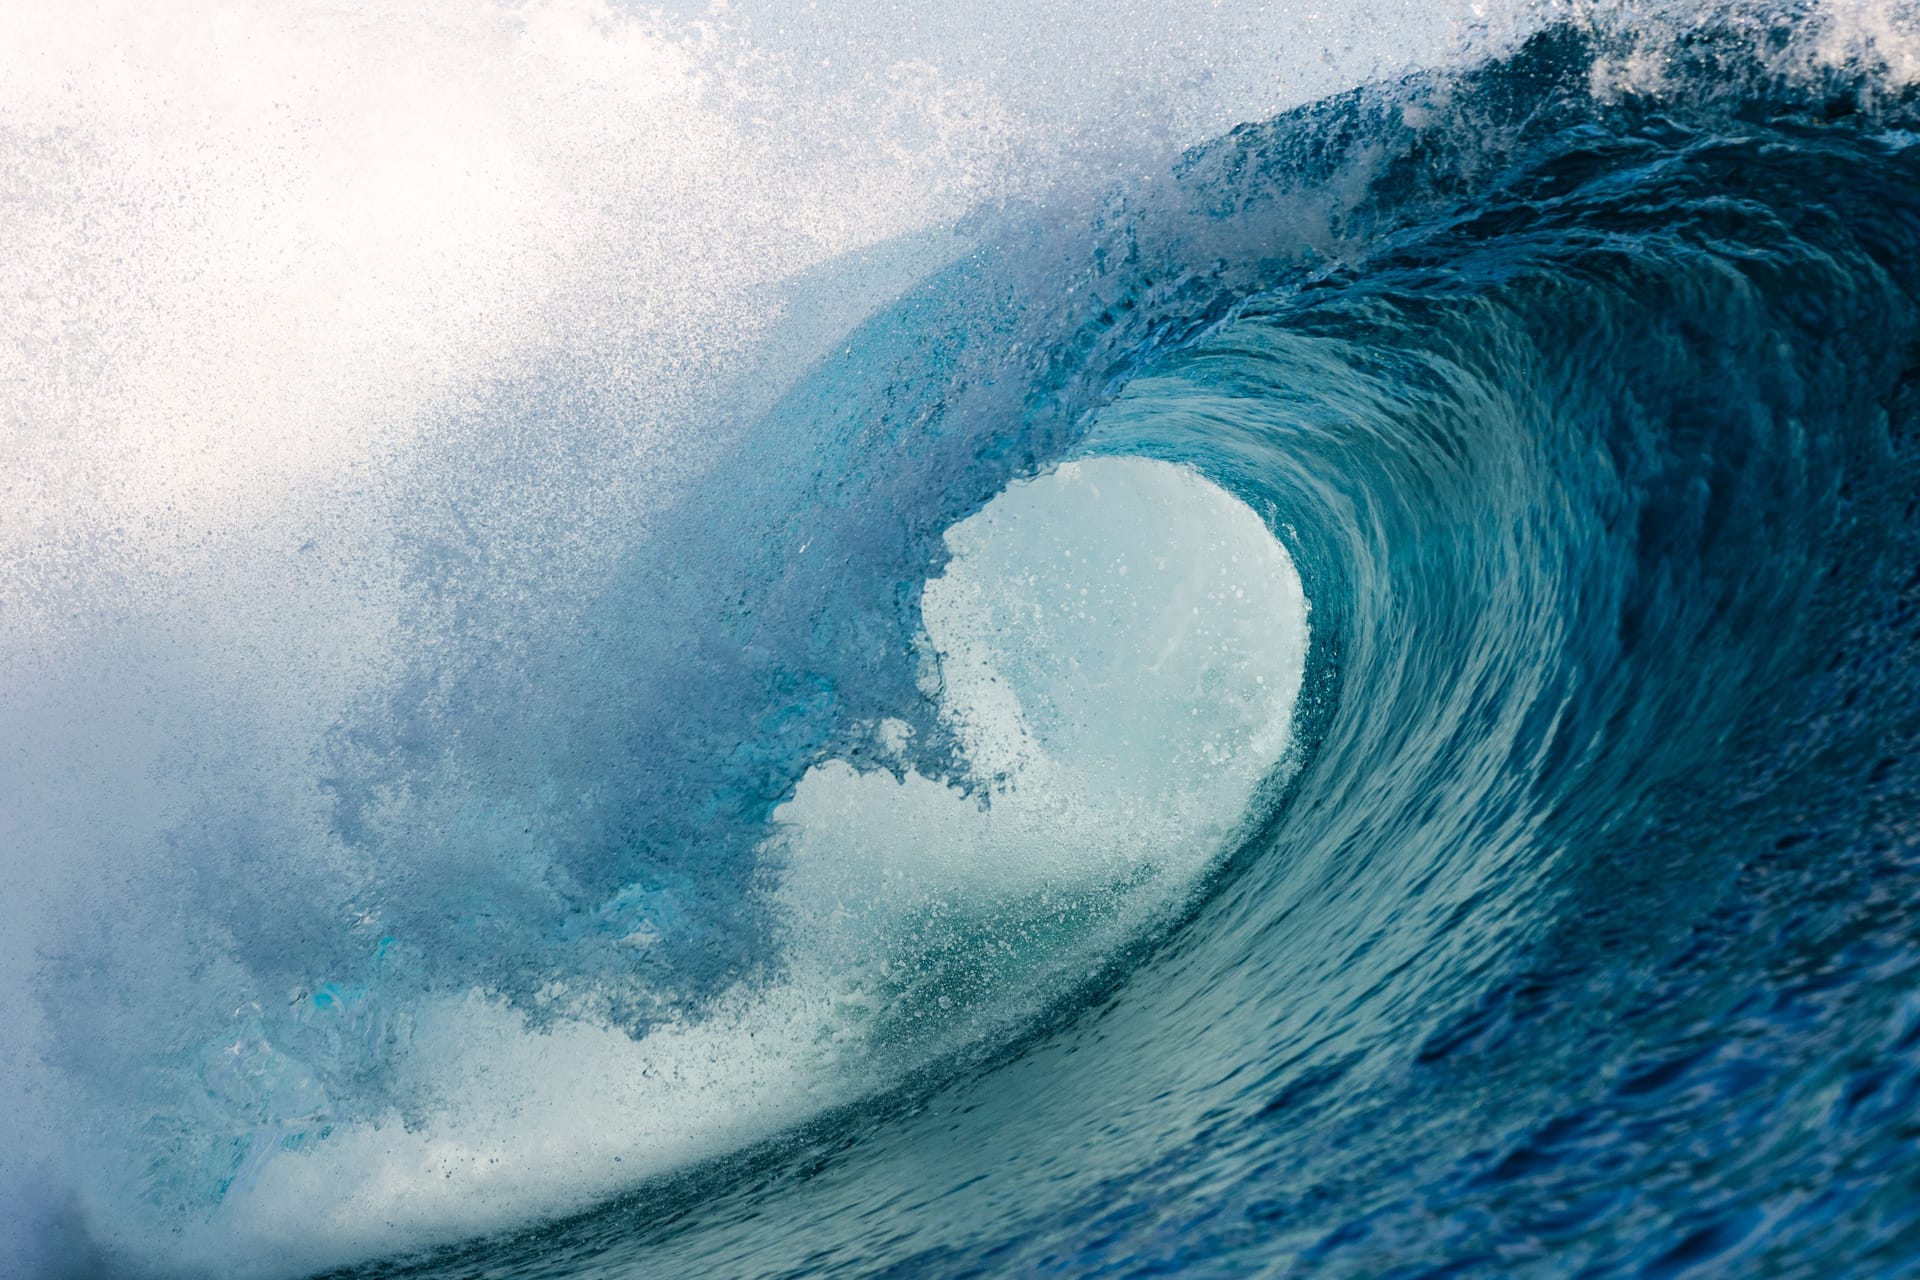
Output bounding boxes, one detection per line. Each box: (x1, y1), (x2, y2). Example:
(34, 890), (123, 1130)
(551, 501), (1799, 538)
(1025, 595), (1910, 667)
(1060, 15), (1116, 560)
(69, 458), (1307, 1278)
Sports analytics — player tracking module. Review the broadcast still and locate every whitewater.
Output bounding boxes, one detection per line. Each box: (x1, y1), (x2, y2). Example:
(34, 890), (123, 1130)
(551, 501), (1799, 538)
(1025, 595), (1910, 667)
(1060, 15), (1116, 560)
(6, 0), (1920, 1276)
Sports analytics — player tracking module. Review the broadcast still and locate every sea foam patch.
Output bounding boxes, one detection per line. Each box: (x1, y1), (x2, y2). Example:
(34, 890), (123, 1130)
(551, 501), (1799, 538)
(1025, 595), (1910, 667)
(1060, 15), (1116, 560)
(84, 458), (1308, 1276)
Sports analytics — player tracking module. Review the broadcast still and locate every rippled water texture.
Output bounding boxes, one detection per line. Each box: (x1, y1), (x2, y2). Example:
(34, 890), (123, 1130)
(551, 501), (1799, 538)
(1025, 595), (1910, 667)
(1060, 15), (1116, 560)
(7, 1), (1920, 1277)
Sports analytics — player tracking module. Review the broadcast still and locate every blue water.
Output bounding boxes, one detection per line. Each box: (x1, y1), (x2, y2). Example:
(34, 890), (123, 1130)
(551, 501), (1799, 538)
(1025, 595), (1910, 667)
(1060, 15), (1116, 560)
(11, 6), (1920, 1278)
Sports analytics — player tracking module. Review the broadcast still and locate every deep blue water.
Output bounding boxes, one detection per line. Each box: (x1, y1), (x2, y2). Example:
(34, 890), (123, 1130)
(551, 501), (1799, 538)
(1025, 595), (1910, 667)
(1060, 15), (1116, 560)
(20, 11), (1920, 1279)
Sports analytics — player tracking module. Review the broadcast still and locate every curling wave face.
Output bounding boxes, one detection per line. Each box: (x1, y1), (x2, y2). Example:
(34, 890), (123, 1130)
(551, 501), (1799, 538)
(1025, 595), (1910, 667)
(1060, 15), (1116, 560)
(9, 1), (1920, 1277)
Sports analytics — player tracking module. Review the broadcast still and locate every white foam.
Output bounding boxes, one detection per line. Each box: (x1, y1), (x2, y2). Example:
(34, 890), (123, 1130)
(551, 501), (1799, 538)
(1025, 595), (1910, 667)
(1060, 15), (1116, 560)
(1797, 0), (1920, 89)
(1584, 0), (1920, 101)
(91, 458), (1307, 1277)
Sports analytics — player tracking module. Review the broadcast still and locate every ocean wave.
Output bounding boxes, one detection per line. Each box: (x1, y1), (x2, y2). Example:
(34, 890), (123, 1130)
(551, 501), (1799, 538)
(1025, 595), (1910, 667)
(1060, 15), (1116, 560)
(8, 2), (1920, 1276)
